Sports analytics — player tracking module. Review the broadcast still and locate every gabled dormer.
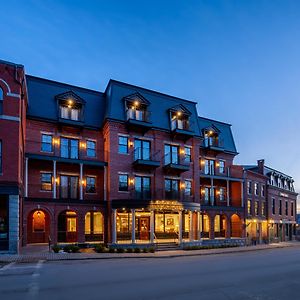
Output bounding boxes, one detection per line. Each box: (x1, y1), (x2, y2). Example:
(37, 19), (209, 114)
(202, 125), (224, 150)
(56, 91), (85, 125)
(169, 105), (193, 140)
(123, 92), (152, 132)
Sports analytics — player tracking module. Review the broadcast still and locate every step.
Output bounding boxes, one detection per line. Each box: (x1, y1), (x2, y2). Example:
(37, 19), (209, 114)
(155, 243), (180, 251)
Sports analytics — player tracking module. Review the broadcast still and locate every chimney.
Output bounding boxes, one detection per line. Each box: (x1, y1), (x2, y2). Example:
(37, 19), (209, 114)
(257, 159), (265, 174)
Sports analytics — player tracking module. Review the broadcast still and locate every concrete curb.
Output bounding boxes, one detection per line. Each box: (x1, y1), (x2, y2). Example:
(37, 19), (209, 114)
(0, 243), (298, 263)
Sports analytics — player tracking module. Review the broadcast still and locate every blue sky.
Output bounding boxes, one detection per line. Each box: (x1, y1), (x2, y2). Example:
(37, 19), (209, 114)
(1, 1), (300, 195)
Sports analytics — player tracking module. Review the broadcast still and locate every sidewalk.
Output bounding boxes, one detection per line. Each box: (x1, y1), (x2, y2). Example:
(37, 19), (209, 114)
(0, 242), (298, 263)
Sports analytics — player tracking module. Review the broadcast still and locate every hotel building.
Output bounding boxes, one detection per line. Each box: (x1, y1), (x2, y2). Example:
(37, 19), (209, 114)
(0, 59), (296, 253)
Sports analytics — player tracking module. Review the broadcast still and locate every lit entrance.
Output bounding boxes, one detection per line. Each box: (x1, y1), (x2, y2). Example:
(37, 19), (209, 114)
(27, 210), (50, 243)
(58, 211), (77, 243)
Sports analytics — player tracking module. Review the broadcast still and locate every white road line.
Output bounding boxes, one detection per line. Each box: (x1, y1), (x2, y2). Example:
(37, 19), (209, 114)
(0, 262), (16, 271)
(28, 260), (44, 296)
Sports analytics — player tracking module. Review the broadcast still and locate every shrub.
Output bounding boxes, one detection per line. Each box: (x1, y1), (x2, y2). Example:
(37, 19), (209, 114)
(126, 248), (133, 253)
(63, 245), (73, 253)
(94, 244), (106, 253)
(52, 244), (60, 253)
(71, 245), (80, 253)
(149, 247), (155, 253)
(117, 248), (125, 253)
(134, 247), (141, 253)
(63, 244), (80, 253)
(108, 247), (115, 253)
(142, 248), (148, 253)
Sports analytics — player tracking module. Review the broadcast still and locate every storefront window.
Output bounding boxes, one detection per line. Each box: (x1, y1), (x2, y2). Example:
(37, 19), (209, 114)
(32, 211), (46, 232)
(214, 215), (220, 232)
(203, 215), (209, 232)
(154, 213), (179, 233)
(117, 212), (132, 232)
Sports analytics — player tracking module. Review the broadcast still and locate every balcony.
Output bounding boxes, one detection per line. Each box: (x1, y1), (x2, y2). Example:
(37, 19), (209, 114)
(130, 190), (152, 201)
(203, 137), (224, 151)
(163, 154), (190, 173)
(170, 118), (194, 140)
(126, 108), (152, 132)
(132, 148), (160, 169)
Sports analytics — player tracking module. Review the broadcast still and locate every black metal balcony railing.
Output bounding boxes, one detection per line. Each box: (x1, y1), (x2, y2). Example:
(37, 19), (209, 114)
(171, 118), (192, 131)
(133, 148), (160, 164)
(126, 109), (151, 123)
(163, 153), (191, 167)
(203, 137), (224, 149)
(130, 190), (152, 201)
(25, 139), (107, 165)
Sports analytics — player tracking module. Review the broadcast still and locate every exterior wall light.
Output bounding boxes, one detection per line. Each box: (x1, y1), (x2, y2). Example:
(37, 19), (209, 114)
(129, 178), (135, 185)
(81, 179), (85, 186)
(128, 140), (134, 147)
(180, 183), (186, 189)
(80, 142), (86, 149)
(134, 101), (139, 107)
(177, 111), (182, 117)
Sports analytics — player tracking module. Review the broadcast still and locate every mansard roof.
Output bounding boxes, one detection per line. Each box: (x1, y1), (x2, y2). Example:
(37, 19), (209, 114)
(105, 79), (201, 135)
(198, 116), (238, 154)
(26, 75), (105, 129)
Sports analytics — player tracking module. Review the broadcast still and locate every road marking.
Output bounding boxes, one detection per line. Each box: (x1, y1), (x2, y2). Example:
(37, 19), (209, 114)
(28, 260), (44, 296)
(0, 262), (16, 272)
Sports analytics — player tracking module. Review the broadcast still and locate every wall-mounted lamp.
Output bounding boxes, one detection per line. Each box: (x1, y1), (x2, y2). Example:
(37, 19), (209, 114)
(177, 111), (182, 117)
(80, 142), (86, 149)
(180, 148), (185, 155)
(81, 179), (86, 186)
(129, 178), (135, 185)
(180, 183), (186, 189)
(128, 140), (134, 147)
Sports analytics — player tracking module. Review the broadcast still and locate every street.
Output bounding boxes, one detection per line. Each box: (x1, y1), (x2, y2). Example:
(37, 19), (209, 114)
(1, 246), (300, 300)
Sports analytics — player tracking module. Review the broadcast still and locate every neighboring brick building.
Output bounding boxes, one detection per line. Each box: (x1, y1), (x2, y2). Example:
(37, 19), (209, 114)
(0, 58), (297, 253)
(242, 160), (297, 244)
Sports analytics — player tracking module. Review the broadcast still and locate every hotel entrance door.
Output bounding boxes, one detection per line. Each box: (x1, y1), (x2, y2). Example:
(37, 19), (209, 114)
(139, 217), (149, 240)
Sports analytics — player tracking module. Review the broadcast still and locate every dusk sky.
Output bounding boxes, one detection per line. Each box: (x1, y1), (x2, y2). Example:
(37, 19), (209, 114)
(1, 1), (300, 197)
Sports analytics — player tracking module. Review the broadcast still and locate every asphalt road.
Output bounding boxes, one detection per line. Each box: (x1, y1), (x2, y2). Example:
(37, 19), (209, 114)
(1, 246), (300, 300)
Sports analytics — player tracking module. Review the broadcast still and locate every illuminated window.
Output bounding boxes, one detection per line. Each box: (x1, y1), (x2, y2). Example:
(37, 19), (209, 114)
(219, 187), (226, 201)
(41, 173), (52, 191)
(254, 183), (259, 195)
(214, 215), (221, 232)
(255, 201), (259, 215)
(202, 215), (209, 233)
(85, 212), (103, 234)
(184, 180), (192, 196)
(247, 200), (252, 215)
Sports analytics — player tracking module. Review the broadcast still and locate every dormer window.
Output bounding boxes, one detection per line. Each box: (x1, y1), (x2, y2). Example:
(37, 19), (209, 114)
(171, 111), (190, 130)
(56, 91), (85, 123)
(203, 127), (220, 147)
(60, 99), (81, 121)
(126, 101), (147, 121)
(124, 93), (150, 123)
(169, 105), (192, 132)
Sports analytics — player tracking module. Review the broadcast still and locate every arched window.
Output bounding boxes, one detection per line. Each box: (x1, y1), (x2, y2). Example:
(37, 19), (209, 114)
(0, 87), (3, 114)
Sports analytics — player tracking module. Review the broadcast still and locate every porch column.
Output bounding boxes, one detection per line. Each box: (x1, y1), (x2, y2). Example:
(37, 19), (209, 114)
(53, 160), (57, 199)
(209, 215), (215, 239)
(80, 163), (83, 200)
(210, 178), (214, 205)
(178, 211), (183, 244)
(112, 209), (117, 244)
(197, 211), (201, 240)
(225, 216), (231, 239)
(150, 210), (154, 243)
(25, 157), (28, 197)
(131, 209), (136, 243)
(189, 211), (193, 241)
(226, 180), (230, 206)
